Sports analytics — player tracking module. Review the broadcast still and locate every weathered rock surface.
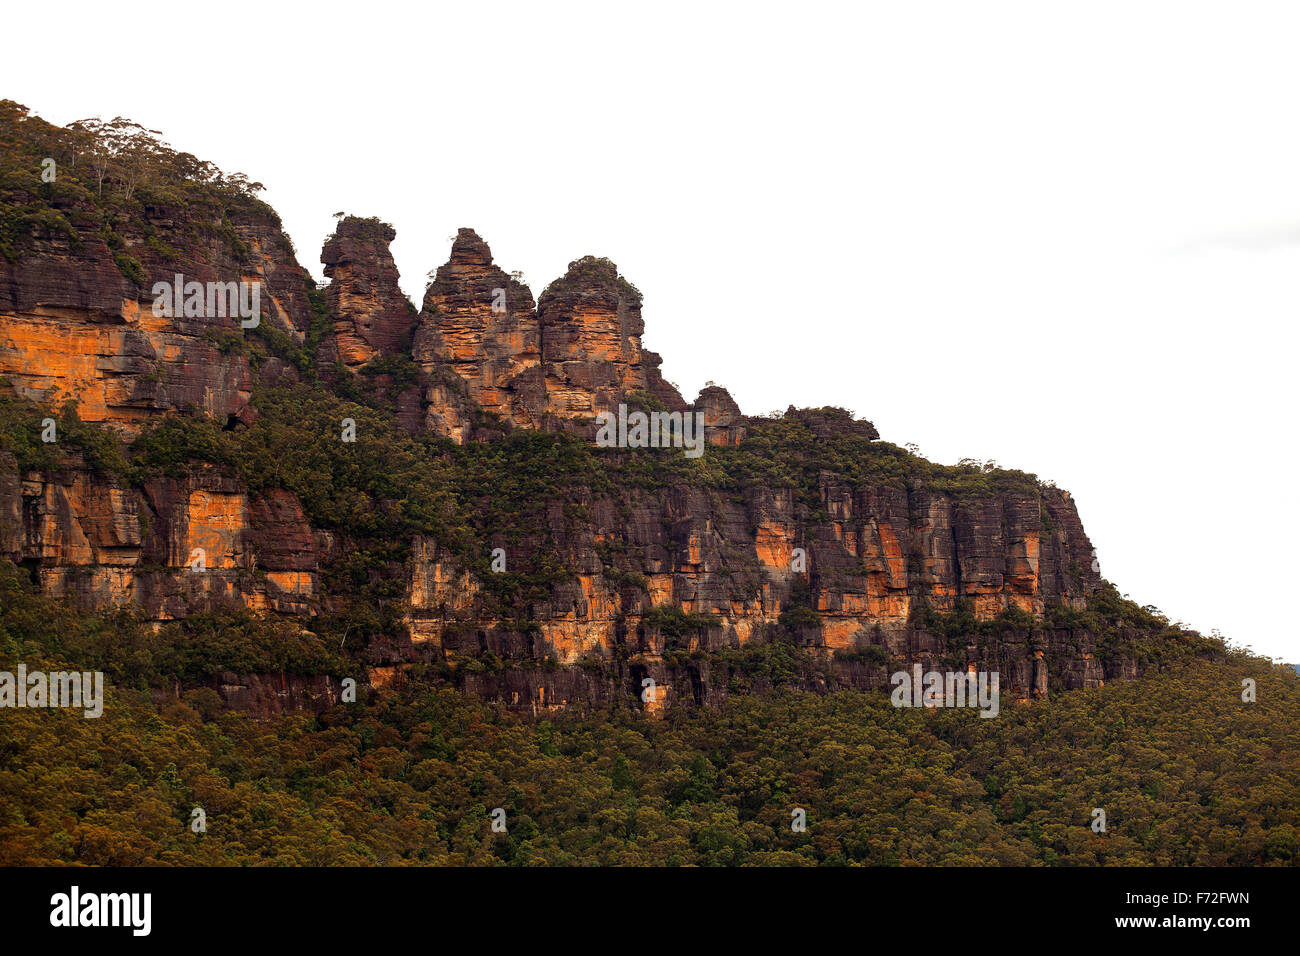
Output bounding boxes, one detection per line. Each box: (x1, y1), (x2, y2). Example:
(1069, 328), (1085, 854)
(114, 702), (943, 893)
(695, 385), (746, 446)
(411, 228), (542, 440)
(394, 473), (1109, 708)
(413, 233), (685, 440)
(533, 255), (678, 423)
(211, 671), (342, 719)
(0, 451), (318, 619)
(317, 216), (416, 371)
(0, 189), (313, 435)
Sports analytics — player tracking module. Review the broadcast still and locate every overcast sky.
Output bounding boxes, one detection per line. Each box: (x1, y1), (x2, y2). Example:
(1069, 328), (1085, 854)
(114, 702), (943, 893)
(5, 1), (1296, 659)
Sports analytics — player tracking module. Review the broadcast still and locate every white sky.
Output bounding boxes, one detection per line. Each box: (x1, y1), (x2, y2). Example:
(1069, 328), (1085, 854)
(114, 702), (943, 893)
(4, 1), (1297, 659)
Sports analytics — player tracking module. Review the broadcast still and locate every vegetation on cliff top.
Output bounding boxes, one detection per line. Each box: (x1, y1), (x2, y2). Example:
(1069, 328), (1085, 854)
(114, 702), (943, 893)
(539, 255), (643, 305)
(0, 100), (281, 272)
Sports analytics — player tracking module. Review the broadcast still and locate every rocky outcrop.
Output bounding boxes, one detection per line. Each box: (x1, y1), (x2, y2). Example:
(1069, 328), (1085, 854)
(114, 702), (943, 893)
(207, 671), (342, 719)
(411, 228), (542, 441)
(0, 184), (313, 436)
(0, 196), (1125, 718)
(413, 233), (685, 441)
(317, 216), (416, 371)
(783, 406), (880, 441)
(695, 385), (746, 446)
(533, 255), (681, 422)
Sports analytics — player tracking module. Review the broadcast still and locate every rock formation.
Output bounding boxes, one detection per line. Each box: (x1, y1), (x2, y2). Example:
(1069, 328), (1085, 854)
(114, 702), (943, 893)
(695, 385), (746, 446)
(411, 228), (542, 440)
(0, 163), (313, 435)
(533, 254), (680, 422)
(317, 216), (416, 371)
(412, 231), (685, 440)
(0, 103), (1179, 717)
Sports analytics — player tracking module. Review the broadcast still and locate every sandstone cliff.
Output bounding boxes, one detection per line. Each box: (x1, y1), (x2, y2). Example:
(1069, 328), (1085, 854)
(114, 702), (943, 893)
(0, 101), (1196, 718)
(0, 103), (313, 435)
(317, 215), (417, 372)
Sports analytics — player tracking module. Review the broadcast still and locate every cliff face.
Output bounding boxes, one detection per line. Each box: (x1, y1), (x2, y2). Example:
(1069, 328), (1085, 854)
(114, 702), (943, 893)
(0, 437), (1116, 714)
(399, 473), (1114, 709)
(0, 450), (319, 619)
(0, 178), (313, 435)
(0, 104), (1177, 718)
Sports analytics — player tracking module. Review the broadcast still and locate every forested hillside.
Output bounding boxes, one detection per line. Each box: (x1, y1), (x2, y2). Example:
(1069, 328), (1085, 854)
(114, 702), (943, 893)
(2, 561), (1296, 866)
